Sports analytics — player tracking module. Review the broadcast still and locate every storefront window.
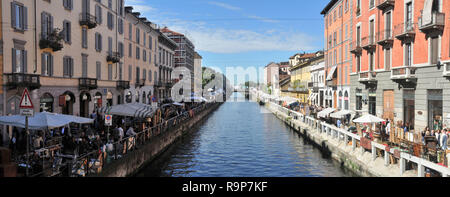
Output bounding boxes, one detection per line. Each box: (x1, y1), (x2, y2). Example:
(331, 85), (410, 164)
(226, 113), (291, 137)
(403, 89), (415, 130)
(428, 89), (442, 130)
(126, 91), (132, 103)
(40, 93), (54, 112)
(368, 90), (376, 116)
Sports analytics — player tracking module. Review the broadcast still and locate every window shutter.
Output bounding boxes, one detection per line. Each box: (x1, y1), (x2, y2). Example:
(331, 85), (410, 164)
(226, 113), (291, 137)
(41, 53), (46, 75)
(23, 50), (27, 73)
(95, 33), (98, 51)
(63, 0), (67, 8)
(50, 15), (54, 32)
(24, 6), (28, 30)
(12, 49), (16, 73)
(70, 58), (74, 77)
(41, 13), (47, 37)
(11, 2), (16, 29)
(50, 54), (54, 76)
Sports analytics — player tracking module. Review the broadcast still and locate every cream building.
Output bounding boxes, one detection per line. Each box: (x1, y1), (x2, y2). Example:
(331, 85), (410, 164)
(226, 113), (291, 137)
(2, 0), (126, 118)
(193, 52), (202, 96)
(156, 30), (177, 102)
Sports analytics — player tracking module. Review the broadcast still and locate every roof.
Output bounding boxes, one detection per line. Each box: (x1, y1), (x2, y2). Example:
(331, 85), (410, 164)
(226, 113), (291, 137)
(279, 76), (291, 86)
(161, 27), (185, 36)
(194, 52), (203, 59)
(321, 0), (339, 15)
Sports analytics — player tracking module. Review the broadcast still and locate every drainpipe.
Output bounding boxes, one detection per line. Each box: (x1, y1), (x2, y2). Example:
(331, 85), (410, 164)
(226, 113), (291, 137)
(33, 0), (37, 73)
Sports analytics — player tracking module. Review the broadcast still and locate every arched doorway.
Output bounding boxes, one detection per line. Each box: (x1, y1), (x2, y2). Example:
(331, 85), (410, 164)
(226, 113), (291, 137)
(338, 91), (343, 110)
(126, 91), (132, 103)
(148, 90), (152, 104)
(79, 91), (91, 117)
(135, 91), (140, 103)
(61, 91), (75, 115)
(40, 93), (54, 112)
(106, 91), (113, 106)
(94, 92), (102, 110)
(6, 96), (20, 115)
(344, 91), (349, 110)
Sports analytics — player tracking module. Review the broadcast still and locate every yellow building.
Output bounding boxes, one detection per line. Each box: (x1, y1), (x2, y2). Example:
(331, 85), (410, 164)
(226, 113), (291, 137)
(289, 61), (310, 104)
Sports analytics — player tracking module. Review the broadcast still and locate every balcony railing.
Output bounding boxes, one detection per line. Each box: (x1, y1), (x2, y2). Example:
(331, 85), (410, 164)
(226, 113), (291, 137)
(135, 79), (145, 87)
(5, 73), (41, 90)
(116, 80), (130, 90)
(391, 66), (416, 80)
(376, 29), (394, 46)
(350, 40), (362, 55)
(394, 22), (416, 41)
(361, 35), (376, 51)
(39, 30), (63, 52)
(79, 13), (97, 29)
(107, 52), (121, 63)
(79, 78), (98, 90)
(376, 0), (395, 10)
(443, 63), (450, 77)
(358, 71), (377, 82)
(418, 11), (445, 33)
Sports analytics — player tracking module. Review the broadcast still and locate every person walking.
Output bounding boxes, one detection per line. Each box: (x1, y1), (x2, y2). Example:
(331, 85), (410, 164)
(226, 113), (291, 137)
(440, 130), (447, 150)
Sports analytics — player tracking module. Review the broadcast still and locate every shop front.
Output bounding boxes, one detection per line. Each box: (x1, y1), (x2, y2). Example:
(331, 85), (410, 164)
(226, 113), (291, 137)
(80, 92), (91, 118)
(403, 89), (415, 131)
(60, 91), (75, 115)
(40, 93), (54, 112)
(427, 89), (442, 130)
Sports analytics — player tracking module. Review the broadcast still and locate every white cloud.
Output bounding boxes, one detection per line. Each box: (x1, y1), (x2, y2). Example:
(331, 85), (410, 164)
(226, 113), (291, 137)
(208, 1), (241, 11)
(247, 15), (279, 23)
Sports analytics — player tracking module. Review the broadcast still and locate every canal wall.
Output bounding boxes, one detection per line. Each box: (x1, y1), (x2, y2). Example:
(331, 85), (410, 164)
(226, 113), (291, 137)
(264, 102), (421, 177)
(96, 103), (222, 177)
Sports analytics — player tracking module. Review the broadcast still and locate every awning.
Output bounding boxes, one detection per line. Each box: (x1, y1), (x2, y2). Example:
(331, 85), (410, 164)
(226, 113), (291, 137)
(98, 103), (156, 118)
(422, 0), (433, 25)
(317, 108), (336, 118)
(326, 66), (337, 81)
(0, 112), (94, 130)
(330, 110), (354, 119)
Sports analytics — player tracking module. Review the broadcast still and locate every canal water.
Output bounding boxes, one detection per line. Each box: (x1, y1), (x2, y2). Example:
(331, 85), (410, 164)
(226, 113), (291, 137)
(136, 93), (352, 177)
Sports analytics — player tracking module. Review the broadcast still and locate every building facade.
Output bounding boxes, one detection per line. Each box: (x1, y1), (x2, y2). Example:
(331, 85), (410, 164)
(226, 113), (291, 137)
(160, 27), (195, 95)
(309, 56), (326, 107)
(156, 31), (177, 102)
(2, 0), (126, 118)
(349, 0), (450, 131)
(321, 0), (353, 110)
(193, 52), (202, 96)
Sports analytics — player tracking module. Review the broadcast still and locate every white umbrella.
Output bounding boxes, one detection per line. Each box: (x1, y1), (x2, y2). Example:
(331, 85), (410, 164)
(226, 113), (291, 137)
(0, 112), (94, 130)
(353, 114), (384, 123)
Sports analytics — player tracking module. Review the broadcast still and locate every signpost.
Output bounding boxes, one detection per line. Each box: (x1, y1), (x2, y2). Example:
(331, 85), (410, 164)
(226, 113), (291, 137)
(19, 88), (34, 177)
(105, 114), (112, 142)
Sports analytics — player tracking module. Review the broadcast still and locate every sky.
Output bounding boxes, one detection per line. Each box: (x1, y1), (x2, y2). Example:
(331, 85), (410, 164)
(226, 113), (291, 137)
(125, 0), (330, 84)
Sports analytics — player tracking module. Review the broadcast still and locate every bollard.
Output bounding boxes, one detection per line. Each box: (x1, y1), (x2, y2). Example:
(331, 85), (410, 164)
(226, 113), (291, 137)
(384, 150), (390, 166)
(400, 158), (406, 175)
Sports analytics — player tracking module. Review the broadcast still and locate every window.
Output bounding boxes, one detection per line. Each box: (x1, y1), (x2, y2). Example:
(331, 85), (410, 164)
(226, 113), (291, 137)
(108, 37), (112, 54)
(118, 42), (124, 57)
(107, 12), (114, 30)
(385, 48), (391, 70)
(41, 12), (53, 38)
(118, 18), (123, 34)
(82, 54), (88, 77)
(82, 27), (88, 48)
(95, 33), (102, 52)
(63, 0), (73, 10)
(118, 0), (124, 16)
(405, 43), (412, 66)
(63, 21), (71, 43)
(143, 69), (147, 80)
(345, 0), (348, 12)
(143, 50), (147, 62)
(12, 48), (27, 73)
(95, 5), (102, 24)
(154, 71), (157, 82)
(136, 28), (140, 44)
(41, 53), (53, 76)
(96, 62), (101, 79)
(129, 23), (132, 40)
(369, 0), (375, 9)
(144, 34), (146, 46)
(119, 63), (123, 80)
(136, 47), (140, 59)
(11, 2), (28, 31)
(108, 64), (112, 80)
(63, 56), (74, 77)
(430, 37), (439, 64)
(149, 70), (152, 82)
(136, 67), (140, 81)
(149, 36), (152, 49)
(128, 43), (132, 57)
(406, 2), (413, 28)
(108, 0), (112, 9)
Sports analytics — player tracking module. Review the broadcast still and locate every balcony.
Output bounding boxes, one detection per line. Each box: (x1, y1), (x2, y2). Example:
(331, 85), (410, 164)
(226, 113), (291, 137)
(394, 22), (416, 42)
(39, 29), (63, 52)
(116, 80), (130, 90)
(79, 78), (98, 90)
(376, 0), (395, 11)
(418, 11), (445, 34)
(106, 52), (121, 64)
(391, 66), (417, 89)
(135, 79), (145, 87)
(376, 29), (394, 47)
(5, 73), (41, 90)
(443, 63), (450, 78)
(79, 13), (97, 29)
(350, 40), (362, 55)
(361, 35), (376, 51)
(358, 71), (377, 88)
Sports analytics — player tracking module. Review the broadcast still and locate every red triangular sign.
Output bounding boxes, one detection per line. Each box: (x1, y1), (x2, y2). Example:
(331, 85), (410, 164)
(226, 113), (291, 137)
(20, 88), (34, 109)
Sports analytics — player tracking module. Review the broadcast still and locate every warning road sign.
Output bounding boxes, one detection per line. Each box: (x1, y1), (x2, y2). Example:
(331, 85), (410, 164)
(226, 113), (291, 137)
(105, 115), (113, 126)
(20, 88), (34, 109)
